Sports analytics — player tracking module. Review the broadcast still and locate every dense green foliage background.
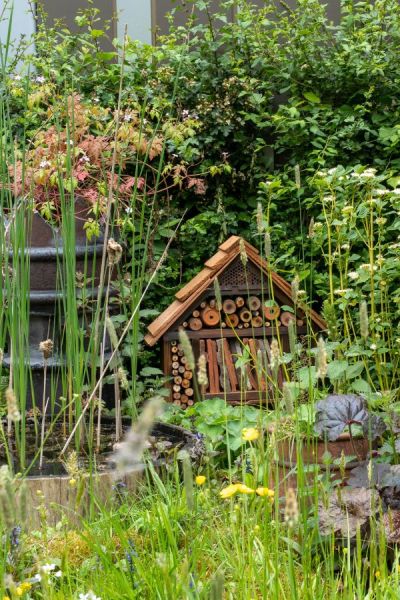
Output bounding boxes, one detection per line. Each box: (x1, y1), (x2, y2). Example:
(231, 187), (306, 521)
(6, 0), (400, 391)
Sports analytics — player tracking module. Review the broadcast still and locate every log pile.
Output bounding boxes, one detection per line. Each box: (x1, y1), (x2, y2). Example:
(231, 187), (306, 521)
(170, 341), (194, 408)
(181, 294), (303, 331)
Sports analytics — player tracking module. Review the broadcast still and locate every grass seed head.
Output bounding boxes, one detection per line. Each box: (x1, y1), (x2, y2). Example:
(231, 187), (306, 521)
(6, 388), (21, 422)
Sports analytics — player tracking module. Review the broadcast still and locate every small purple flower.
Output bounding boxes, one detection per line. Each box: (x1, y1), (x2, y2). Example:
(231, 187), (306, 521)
(35, 75), (45, 84)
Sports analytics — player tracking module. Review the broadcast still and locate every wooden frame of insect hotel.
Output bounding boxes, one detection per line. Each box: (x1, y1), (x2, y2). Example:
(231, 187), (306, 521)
(145, 236), (326, 407)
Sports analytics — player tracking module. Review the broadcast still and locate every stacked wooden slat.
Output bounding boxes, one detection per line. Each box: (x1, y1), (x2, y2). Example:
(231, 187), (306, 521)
(201, 337), (282, 395)
(170, 341), (194, 409)
(180, 294), (304, 331)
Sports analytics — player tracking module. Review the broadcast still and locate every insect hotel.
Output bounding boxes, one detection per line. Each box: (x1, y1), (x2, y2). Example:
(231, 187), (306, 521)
(145, 236), (325, 406)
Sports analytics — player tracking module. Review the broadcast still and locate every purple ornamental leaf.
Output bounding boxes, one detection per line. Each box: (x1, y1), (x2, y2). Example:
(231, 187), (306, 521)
(362, 414), (387, 440)
(347, 463), (390, 489)
(318, 487), (379, 537)
(314, 394), (368, 441)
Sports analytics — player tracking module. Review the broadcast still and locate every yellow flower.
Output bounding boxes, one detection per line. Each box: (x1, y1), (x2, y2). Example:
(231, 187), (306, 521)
(220, 484), (241, 499)
(20, 583), (32, 592)
(3, 596), (10, 600)
(15, 588), (24, 597)
(195, 475), (206, 486)
(256, 487), (275, 499)
(236, 484), (255, 494)
(242, 428), (260, 442)
(375, 571), (380, 578)
(69, 478), (77, 488)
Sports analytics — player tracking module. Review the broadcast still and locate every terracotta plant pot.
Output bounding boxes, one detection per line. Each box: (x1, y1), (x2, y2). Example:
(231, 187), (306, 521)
(270, 433), (374, 495)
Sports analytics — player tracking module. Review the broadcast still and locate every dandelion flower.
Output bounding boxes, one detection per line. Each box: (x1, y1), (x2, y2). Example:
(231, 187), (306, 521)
(242, 428), (260, 442)
(219, 484), (240, 499)
(236, 484), (255, 495)
(256, 487), (275, 499)
(195, 475), (206, 486)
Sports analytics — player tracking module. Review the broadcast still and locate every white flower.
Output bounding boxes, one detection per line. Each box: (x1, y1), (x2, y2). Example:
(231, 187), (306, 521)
(322, 195), (335, 202)
(342, 205), (354, 215)
(35, 75), (45, 84)
(123, 113), (133, 122)
(80, 154), (90, 164)
(39, 160), (51, 169)
(40, 563), (56, 574)
(362, 168), (377, 178)
(341, 243), (350, 250)
(373, 188), (388, 196)
(13, 74), (22, 81)
(182, 109), (190, 119)
(79, 592), (101, 600)
(348, 271), (359, 280)
(327, 167), (339, 175)
(54, 570), (62, 578)
(334, 288), (351, 295)
(360, 263), (378, 272)
(391, 188), (400, 195)
(353, 167), (376, 179)
(370, 343), (377, 350)
(125, 207), (133, 214)
(32, 574), (42, 582)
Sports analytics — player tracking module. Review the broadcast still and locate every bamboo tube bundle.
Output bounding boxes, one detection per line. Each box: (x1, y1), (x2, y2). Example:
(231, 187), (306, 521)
(280, 311), (295, 327)
(263, 304), (280, 321)
(247, 296), (261, 311)
(239, 308), (252, 323)
(169, 341), (194, 408)
(225, 313), (239, 328)
(189, 317), (202, 331)
(235, 296), (245, 308)
(202, 306), (220, 327)
(222, 298), (236, 315)
(251, 315), (263, 328)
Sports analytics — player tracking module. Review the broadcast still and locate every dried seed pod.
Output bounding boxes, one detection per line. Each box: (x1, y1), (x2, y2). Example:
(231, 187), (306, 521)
(39, 338), (54, 360)
(107, 238), (123, 266)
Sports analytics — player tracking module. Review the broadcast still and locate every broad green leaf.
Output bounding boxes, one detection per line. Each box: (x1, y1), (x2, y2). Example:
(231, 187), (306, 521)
(303, 91), (321, 104)
(345, 362), (365, 379)
(327, 360), (348, 381)
(140, 367), (165, 377)
(351, 379), (371, 394)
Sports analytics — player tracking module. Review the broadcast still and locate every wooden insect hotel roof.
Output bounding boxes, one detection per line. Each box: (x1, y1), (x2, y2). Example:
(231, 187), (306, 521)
(145, 236), (325, 346)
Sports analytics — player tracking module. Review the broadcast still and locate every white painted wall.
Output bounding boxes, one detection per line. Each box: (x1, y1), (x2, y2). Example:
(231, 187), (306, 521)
(0, 1), (35, 49)
(117, 0), (152, 45)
